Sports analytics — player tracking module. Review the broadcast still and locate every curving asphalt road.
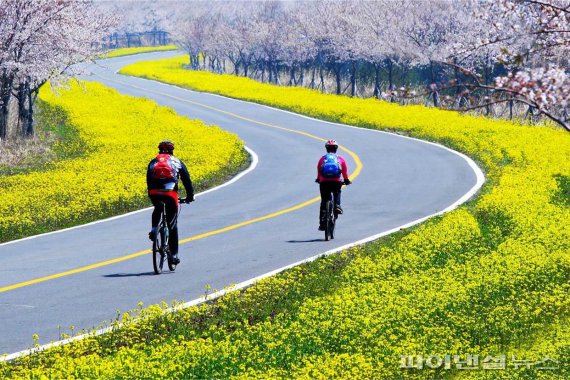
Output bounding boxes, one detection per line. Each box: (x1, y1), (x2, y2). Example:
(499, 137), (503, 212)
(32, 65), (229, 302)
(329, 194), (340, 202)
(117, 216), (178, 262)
(0, 51), (483, 356)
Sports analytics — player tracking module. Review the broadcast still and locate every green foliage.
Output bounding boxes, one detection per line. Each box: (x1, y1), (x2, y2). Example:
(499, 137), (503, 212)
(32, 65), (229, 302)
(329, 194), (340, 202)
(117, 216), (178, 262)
(551, 174), (570, 207)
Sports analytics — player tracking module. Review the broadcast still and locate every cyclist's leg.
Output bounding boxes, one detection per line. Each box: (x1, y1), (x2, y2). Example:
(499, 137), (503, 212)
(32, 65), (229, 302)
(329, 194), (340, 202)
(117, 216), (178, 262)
(332, 182), (343, 213)
(148, 195), (162, 240)
(319, 182), (330, 229)
(163, 194), (180, 255)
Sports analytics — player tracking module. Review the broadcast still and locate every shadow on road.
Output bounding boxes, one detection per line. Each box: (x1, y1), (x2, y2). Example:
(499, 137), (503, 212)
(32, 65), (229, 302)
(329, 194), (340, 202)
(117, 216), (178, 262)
(286, 239), (324, 243)
(103, 272), (158, 278)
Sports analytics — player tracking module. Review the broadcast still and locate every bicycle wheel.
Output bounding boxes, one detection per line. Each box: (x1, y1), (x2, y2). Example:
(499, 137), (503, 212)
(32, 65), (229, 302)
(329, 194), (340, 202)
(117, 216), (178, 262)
(325, 200), (335, 241)
(328, 201), (335, 240)
(152, 224), (166, 274)
(159, 224), (175, 272)
(166, 246), (177, 271)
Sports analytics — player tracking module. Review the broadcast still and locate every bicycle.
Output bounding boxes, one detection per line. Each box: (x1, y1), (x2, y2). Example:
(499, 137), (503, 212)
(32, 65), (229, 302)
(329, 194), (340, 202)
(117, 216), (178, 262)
(323, 194), (338, 241)
(317, 179), (351, 241)
(152, 198), (186, 275)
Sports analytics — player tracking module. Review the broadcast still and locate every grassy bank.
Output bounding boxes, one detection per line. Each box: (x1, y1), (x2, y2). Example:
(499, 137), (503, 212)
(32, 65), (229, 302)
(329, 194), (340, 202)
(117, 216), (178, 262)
(2, 56), (569, 379)
(0, 80), (247, 243)
(0, 101), (84, 176)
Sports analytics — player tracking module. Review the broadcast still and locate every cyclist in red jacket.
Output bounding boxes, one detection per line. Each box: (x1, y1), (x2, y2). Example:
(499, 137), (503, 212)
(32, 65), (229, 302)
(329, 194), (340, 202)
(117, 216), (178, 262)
(315, 139), (351, 231)
(147, 140), (194, 264)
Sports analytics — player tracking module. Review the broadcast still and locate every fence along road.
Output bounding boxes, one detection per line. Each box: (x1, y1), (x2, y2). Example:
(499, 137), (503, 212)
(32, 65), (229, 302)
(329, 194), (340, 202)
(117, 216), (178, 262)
(0, 51), (483, 355)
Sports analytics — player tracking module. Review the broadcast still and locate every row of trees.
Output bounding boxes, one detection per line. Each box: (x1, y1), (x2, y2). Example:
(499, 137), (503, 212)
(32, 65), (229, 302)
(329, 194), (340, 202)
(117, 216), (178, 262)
(173, 0), (569, 131)
(97, 1), (174, 49)
(0, 0), (114, 141)
(105, 29), (170, 49)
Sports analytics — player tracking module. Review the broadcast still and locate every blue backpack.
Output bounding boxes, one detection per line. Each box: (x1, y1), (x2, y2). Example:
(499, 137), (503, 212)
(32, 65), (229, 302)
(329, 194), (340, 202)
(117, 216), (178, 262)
(320, 153), (341, 177)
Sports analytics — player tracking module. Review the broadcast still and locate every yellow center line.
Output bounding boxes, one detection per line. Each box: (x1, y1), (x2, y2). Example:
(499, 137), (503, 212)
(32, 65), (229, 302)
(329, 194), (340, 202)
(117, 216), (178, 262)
(0, 74), (363, 294)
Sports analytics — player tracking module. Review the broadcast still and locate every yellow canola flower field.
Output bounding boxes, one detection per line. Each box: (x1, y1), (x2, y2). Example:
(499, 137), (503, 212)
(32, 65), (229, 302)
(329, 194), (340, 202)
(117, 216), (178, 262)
(3, 56), (570, 379)
(0, 80), (247, 242)
(101, 45), (178, 58)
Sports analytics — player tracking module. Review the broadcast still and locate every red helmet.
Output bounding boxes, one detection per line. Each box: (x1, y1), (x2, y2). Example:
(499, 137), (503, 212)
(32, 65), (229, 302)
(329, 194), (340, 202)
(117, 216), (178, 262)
(158, 140), (174, 153)
(325, 139), (338, 149)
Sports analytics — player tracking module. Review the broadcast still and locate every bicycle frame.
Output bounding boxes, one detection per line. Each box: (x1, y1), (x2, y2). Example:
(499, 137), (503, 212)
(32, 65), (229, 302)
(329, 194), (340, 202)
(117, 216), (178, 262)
(152, 200), (181, 274)
(324, 191), (336, 241)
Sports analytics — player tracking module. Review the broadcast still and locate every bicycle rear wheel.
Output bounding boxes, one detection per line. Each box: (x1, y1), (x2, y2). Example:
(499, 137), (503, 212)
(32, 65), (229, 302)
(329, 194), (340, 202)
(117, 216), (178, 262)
(152, 224), (166, 274)
(167, 249), (177, 272)
(325, 200), (335, 241)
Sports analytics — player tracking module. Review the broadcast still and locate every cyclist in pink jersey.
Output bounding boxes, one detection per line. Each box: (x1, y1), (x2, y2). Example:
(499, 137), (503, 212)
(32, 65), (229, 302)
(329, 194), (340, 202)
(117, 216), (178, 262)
(315, 139), (351, 231)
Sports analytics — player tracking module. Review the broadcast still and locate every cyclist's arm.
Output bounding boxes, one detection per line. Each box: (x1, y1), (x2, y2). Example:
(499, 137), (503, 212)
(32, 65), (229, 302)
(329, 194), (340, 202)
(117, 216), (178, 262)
(146, 160), (154, 191)
(339, 156), (349, 181)
(179, 161), (194, 196)
(316, 156), (324, 181)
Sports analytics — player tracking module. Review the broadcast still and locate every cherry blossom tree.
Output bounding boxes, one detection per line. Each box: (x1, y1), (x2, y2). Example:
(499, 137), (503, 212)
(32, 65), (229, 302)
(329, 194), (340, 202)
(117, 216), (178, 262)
(171, 2), (216, 70)
(447, 0), (570, 131)
(0, 0), (114, 140)
(360, 0), (415, 97)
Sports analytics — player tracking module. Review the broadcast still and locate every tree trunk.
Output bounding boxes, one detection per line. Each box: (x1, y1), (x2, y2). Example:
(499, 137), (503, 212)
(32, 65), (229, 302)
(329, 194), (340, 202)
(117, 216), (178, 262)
(190, 54), (198, 70)
(6, 93), (19, 140)
(26, 87), (36, 136)
(453, 57), (465, 108)
(386, 58), (394, 90)
(0, 103), (7, 140)
(18, 83), (27, 136)
(429, 61), (436, 84)
(373, 63), (381, 98)
(309, 66), (316, 89)
(385, 59), (396, 102)
(526, 106), (534, 122)
(298, 66), (305, 87)
(433, 90), (440, 107)
(231, 56), (240, 76)
(274, 63), (280, 85)
(0, 73), (14, 140)
(289, 66), (295, 86)
(350, 61), (357, 97)
(334, 64), (342, 95)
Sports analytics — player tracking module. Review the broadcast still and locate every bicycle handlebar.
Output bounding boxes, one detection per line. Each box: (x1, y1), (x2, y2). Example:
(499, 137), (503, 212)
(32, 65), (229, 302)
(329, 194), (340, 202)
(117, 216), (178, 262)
(315, 179), (352, 185)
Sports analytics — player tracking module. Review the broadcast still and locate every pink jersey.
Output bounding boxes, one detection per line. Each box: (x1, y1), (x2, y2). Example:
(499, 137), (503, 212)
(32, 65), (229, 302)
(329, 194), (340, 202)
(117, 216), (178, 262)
(317, 154), (349, 182)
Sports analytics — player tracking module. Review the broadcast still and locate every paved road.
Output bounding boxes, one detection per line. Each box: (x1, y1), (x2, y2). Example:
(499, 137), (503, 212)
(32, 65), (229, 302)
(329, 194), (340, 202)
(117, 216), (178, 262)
(0, 52), (482, 355)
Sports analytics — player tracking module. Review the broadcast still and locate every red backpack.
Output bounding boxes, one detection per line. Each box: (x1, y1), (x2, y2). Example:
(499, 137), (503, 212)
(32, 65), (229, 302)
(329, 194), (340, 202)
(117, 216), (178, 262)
(152, 154), (178, 181)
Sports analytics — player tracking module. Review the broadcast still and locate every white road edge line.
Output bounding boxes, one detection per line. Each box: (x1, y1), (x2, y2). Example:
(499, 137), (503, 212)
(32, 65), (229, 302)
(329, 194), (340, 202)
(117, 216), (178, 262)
(1, 60), (485, 362)
(0, 146), (258, 248)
